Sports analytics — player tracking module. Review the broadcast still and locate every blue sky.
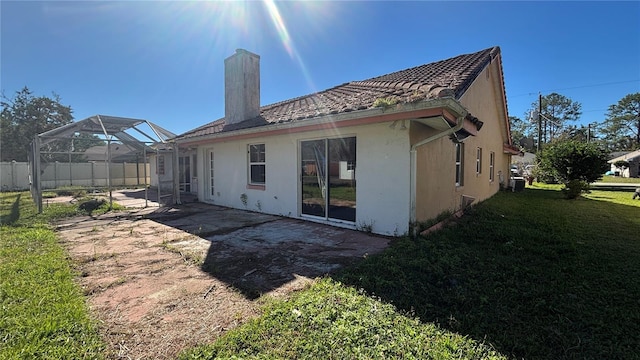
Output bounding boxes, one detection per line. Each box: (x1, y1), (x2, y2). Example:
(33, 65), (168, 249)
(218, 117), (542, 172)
(2, 1), (639, 136)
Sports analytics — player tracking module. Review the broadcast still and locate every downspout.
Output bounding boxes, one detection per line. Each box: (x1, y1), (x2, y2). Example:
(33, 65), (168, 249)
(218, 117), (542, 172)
(409, 114), (466, 235)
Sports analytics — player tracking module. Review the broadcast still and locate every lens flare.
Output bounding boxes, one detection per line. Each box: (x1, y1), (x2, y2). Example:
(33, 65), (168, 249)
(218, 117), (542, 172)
(261, 0), (320, 100)
(262, 0), (294, 57)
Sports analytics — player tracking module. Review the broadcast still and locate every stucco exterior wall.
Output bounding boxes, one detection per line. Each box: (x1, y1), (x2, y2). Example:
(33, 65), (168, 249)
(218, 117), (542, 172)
(195, 121), (411, 236)
(413, 59), (510, 223)
(412, 128), (461, 222)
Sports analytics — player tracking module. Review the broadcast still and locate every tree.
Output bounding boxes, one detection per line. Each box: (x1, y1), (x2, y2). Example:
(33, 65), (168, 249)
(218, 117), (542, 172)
(536, 140), (609, 199)
(556, 124), (600, 143)
(600, 93), (640, 151)
(613, 160), (629, 176)
(528, 93), (582, 146)
(509, 115), (536, 152)
(1, 87), (74, 161)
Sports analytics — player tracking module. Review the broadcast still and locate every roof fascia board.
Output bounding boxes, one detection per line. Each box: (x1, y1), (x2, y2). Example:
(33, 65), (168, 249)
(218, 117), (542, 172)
(492, 52), (512, 145)
(177, 98), (466, 146)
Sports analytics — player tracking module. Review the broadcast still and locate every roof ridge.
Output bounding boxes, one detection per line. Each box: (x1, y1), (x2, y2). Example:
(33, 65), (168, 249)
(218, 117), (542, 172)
(352, 46), (498, 96)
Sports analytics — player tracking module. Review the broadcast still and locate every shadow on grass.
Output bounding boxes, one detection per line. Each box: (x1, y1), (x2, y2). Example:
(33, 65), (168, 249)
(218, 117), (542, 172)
(0, 194), (21, 225)
(334, 188), (640, 359)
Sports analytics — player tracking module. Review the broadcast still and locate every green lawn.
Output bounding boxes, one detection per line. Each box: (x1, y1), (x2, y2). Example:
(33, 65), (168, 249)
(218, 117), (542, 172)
(337, 185), (640, 359)
(183, 185), (640, 359)
(0, 192), (106, 359)
(600, 175), (640, 184)
(179, 279), (505, 360)
(4, 186), (639, 359)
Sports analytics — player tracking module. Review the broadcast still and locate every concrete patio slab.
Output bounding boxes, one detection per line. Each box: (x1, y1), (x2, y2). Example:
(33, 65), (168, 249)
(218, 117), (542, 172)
(54, 188), (393, 358)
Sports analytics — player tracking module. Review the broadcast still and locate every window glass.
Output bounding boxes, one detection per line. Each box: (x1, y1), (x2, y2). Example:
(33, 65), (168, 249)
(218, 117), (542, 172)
(249, 144), (265, 162)
(248, 144), (266, 184)
(455, 143), (464, 186)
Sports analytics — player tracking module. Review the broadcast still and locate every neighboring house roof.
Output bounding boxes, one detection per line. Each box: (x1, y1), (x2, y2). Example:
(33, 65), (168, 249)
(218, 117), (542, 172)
(608, 149), (640, 163)
(609, 151), (631, 160)
(176, 46), (503, 141)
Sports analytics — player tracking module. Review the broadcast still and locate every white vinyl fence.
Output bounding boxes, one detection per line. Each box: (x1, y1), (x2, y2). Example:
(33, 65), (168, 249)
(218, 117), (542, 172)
(1, 161), (150, 191)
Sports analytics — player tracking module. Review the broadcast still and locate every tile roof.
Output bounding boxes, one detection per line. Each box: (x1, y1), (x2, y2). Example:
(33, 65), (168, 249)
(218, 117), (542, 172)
(176, 46), (501, 141)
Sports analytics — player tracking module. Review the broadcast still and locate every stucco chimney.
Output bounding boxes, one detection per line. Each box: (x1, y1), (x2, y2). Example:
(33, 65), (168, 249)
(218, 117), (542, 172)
(224, 49), (260, 125)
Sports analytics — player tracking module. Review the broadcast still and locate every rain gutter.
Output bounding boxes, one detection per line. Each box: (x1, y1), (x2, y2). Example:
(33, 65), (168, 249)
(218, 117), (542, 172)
(175, 98), (466, 147)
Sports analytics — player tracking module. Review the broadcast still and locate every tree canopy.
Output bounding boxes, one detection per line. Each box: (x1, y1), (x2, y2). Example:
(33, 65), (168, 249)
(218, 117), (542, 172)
(509, 115), (536, 152)
(1, 87), (104, 162)
(527, 93), (582, 148)
(600, 93), (640, 151)
(1, 87), (74, 161)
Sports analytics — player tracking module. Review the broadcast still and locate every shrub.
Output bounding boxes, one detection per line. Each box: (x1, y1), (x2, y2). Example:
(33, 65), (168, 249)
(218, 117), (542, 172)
(537, 140), (608, 198)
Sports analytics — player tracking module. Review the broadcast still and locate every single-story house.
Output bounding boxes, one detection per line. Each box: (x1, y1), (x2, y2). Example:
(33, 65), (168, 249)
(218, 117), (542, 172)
(171, 46), (519, 236)
(608, 149), (640, 178)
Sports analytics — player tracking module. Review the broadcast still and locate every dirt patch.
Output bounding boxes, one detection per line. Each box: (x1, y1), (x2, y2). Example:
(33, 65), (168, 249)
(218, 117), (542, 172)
(57, 212), (263, 359)
(56, 200), (390, 359)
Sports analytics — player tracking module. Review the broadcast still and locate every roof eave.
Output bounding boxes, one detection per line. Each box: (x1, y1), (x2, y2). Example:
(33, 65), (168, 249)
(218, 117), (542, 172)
(176, 97), (468, 146)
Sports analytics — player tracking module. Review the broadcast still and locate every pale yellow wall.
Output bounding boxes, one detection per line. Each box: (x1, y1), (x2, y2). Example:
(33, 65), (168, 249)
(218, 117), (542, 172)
(413, 58), (510, 223)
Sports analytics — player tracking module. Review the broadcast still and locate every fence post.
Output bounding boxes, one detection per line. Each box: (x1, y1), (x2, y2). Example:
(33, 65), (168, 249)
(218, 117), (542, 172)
(11, 160), (16, 190)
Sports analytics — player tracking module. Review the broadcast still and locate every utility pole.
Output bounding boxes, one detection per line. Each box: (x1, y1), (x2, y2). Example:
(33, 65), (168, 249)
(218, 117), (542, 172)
(537, 93), (542, 153)
(587, 123), (591, 142)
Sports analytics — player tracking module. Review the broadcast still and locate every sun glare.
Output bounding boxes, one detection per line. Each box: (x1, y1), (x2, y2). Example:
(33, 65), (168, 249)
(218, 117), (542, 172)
(154, 0), (338, 110)
(261, 0), (323, 94)
(262, 0), (293, 57)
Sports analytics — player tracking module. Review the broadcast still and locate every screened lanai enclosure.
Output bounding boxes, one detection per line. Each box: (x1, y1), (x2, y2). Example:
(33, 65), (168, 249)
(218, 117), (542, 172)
(29, 115), (179, 212)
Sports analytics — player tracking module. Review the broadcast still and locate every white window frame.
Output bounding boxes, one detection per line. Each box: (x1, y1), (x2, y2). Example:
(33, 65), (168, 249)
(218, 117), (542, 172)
(476, 147), (482, 175)
(455, 143), (464, 187)
(248, 143), (266, 185)
(489, 151), (495, 182)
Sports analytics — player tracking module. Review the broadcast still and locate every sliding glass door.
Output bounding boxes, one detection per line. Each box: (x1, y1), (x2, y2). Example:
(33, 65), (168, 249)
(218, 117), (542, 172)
(300, 137), (356, 222)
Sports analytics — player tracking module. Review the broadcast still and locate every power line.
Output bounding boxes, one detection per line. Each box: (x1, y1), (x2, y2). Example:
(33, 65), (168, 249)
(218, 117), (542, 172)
(510, 79), (640, 98)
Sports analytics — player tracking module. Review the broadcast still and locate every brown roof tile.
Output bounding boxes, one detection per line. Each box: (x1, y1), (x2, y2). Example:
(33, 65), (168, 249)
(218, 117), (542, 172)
(176, 46), (500, 141)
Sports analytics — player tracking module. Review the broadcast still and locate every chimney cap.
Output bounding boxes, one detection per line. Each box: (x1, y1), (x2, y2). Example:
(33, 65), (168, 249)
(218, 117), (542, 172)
(232, 48), (260, 59)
